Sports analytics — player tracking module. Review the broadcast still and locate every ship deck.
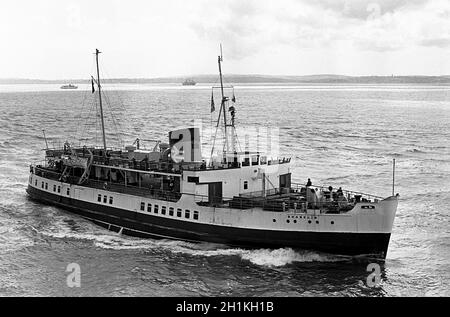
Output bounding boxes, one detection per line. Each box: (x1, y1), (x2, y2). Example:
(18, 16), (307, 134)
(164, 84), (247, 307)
(32, 164), (383, 214)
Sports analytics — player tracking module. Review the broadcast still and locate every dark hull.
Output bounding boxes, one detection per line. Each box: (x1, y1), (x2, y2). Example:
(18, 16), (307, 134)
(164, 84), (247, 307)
(27, 185), (391, 258)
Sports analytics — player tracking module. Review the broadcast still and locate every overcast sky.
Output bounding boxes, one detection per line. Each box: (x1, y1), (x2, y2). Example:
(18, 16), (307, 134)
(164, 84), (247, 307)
(1, 0), (450, 79)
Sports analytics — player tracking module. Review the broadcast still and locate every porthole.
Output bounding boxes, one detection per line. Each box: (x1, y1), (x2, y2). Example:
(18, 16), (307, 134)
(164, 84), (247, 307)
(316, 221), (319, 224)
(331, 221), (335, 225)
(286, 220), (290, 223)
(308, 220), (312, 224)
(294, 220), (297, 224)
(273, 219), (276, 223)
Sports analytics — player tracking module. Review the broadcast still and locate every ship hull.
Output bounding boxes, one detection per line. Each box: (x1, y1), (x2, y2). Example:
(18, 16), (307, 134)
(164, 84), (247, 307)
(27, 185), (391, 258)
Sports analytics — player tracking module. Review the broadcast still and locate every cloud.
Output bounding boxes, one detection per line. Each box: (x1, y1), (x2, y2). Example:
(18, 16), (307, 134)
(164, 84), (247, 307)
(309, 0), (428, 20)
(419, 38), (450, 48)
(1, 0), (449, 77)
(190, 0), (344, 59)
(189, 0), (450, 57)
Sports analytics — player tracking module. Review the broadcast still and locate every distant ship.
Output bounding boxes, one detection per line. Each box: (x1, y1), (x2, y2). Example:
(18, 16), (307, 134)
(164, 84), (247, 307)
(182, 79), (196, 86)
(27, 48), (399, 259)
(60, 84), (78, 90)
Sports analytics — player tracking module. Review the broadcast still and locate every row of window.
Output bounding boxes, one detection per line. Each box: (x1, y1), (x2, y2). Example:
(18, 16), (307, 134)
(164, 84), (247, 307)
(140, 202), (199, 220)
(98, 194), (113, 205)
(36, 179), (69, 195)
(273, 218), (335, 225)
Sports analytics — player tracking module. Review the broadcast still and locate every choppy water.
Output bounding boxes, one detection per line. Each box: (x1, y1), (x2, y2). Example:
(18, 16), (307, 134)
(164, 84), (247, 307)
(0, 83), (449, 296)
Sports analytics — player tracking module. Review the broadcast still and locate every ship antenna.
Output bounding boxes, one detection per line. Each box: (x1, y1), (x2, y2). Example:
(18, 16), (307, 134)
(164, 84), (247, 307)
(42, 129), (49, 150)
(95, 49), (107, 155)
(217, 44), (229, 153)
(392, 158), (396, 196)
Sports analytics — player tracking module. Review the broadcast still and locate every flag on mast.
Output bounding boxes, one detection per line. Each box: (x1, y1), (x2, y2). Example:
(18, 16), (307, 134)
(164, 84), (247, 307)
(91, 77), (95, 94)
(211, 90), (215, 112)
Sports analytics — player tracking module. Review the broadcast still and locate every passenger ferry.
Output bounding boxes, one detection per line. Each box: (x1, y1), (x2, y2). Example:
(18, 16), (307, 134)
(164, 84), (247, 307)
(27, 49), (399, 259)
(60, 84), (78, 90)
(182, 79), (196, 86)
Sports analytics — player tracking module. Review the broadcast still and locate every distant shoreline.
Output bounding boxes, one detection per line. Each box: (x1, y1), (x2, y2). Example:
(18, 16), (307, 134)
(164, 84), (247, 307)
(1, 74), (450, 85)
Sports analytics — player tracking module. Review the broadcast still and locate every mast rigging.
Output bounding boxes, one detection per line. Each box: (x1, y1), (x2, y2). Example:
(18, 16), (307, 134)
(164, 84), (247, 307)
(95, 48), (107, 155)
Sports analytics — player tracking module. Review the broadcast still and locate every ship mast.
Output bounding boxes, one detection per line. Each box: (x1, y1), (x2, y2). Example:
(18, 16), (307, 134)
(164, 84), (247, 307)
(210, 45), (239, 163)
(95, 49), (107, 154)
(217, 45), (229, 153)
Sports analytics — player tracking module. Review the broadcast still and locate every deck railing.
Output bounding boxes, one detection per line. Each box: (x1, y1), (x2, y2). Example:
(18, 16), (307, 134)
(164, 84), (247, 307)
(290, 183), (383, 202)
(32, 165), (181, 202)
(31, 165), (383, 213)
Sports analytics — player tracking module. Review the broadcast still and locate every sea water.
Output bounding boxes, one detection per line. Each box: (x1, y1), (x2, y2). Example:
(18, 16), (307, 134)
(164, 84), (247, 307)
(0, 83), (448, 296)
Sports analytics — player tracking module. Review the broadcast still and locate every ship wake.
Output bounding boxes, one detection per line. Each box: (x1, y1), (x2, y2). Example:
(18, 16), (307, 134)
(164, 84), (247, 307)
(36, 215), (347, 267)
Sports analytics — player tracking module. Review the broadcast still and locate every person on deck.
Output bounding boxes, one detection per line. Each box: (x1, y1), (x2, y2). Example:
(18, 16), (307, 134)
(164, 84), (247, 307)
(306, 178), (312, 187)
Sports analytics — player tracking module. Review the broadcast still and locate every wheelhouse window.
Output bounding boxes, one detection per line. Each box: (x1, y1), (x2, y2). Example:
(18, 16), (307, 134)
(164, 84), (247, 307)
(103, 195), (107, 203)
(154, 205), (159, 214)
(193, 211), (199, 220)
(187, 176), (199, 183)
(57, 186), (61, 193)
(98, 194), (102, 202)
(35, 180), (37, 186)
(161, 206), (167, 215)
(177, 208), (182, 217)
(185, 210), (190, 219)
(244, 181), (248, 190)
(67, 188), (70, 196)
(147, 203), (152, 212)
(53, 184), (56, 192)
(41, 181), (44, 189)
(45, 183), (48, 190)
(109, 197), (113, 205)
(140, 202), (145, 211)
(169, 207), (174, 216)
(260, 156), (267, 165)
